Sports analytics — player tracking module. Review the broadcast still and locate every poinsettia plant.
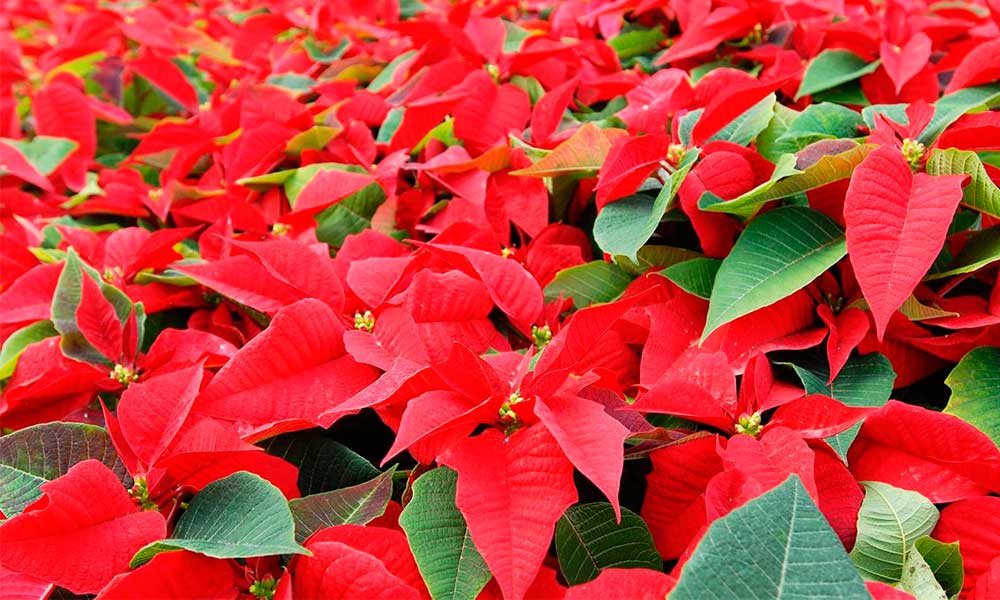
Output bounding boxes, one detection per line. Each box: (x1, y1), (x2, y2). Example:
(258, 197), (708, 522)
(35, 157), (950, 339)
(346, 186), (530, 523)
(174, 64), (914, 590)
(2, 0), (1000, 598)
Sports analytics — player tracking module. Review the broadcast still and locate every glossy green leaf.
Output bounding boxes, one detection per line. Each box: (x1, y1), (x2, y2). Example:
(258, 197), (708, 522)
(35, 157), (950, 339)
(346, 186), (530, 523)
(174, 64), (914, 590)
(914, 536), (964, 599)
(399, 468), (491, 600)
(554, 503), (661, 585)
(699, 143), (874, 219)
(918, 84), (1000, 144)
(544, 261), (633, 309)
(796, 50), (880, 100)
(258, 430), (381, 495)
(900, 545), (948, 600)
(850, 482), (939, 583)
(702, 206), (847, 339)
(924, 226), (1000, 280)
(0, 422), (130, 516)
(926, 148), (1000, 219)
(289, 468), (395, 543)
(672, 476), (869, 599)
(661, 258), (721, 299)
(0, 320), (59, 379)
(131, 471), (307, 567)
(778, 103), (865, 149)
(944, 347), (1000, 447)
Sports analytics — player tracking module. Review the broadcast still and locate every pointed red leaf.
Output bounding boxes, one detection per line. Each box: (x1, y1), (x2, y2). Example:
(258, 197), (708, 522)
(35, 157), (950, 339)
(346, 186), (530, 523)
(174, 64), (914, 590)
(946, 38), (1000, 92)
(292, 539), (420, 600)
(441, 426), (577, 600)
(76, 273), (124, 363)
(691, 73), (794, 146)
(97, 550), (239, 599)
(848, 401), (1000, 502)
(535, 393), (629, 519)
(453, 71), (531, 156)
(0, 460), (166, 594)
(302, 525), (426, 596)
(845, 146), (967, 339)
(177, 256), (308, 314)
(812, 445), (863, 549)
(229, 238), (345, 312)
(881, 34), (932, 94)
(530, 76), (580, 146)
(128, 53), (199, 113)
(117, 364), (203, 470)
(933, 496), (1000, 595)
(0, 140), (53, 191)
(196, 299), (379, 439)
(292, 169), (376, 215)
(721, 426), (818, 500)
(635, 349), (735, 430)
(595, 134), (670, 209)
(817, 305), (869, 382)
(769, 395), (873, 438)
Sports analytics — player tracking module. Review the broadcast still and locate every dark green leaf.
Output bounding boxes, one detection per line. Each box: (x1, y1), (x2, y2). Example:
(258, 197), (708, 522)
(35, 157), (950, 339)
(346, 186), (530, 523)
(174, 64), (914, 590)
(661, 258), (721, 299)
(289, 468), (395, 543)
(796, 51), (880, 100)
(544, 261), (633, 309)
(258, 430), (381, 495)
(555, 503), (661, 585)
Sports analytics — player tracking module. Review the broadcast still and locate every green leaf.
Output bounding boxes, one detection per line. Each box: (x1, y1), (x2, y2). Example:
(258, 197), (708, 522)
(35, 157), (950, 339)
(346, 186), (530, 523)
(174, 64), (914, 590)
(900, 545), (948, 600)
(919, 84), (1000, 144)
(289, 468), (395, 543)
(315, 181), (387, 248)
(850, 482), (939, 583)
(609, 27), (666, 60)
(593, 158), (693, 260)
(258, 430), (381, 495)
(7, 136), (79, 175)
(913, 536), (964, 599)
(131, 471), (308, 567)
(925, 226), (1000, 280)
(369, 51), (417, 93)
(699, 143), (874, 219)
(285, 126), (339, 156)
(796, 50), (881, 100)
(661, 258), (721, 299)
(399, 468), (491, 600)
(672, 475), (869, 599)
(944, 347), (1000, 447)
(711, 94), (776, 146)
(0, 320), (58, 379)
(777, 103), (866, 149)
(614, 245), (701, 276)
(0, 422), (130, 516)
(554, 503), (661, 585)
(544, 261), (633, 309)
(702, 206), (847, 339)
(756, 104), (801, 162)
(926, 148), (1000, 219)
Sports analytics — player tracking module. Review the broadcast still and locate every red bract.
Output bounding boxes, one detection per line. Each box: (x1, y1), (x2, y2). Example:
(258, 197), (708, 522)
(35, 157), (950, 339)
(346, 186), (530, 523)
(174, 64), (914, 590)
(2, 0), (1000, 596)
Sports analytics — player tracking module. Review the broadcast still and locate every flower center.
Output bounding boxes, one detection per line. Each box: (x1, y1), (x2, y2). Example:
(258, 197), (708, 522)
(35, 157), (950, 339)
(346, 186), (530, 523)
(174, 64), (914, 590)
(110, 363), (138, 386)
(735, 412), (763, 437)
(249, 576), (278, 600)
(531, 324), (552, 350)
(901, 138), (926, 169)
(354, 310), (375, 332)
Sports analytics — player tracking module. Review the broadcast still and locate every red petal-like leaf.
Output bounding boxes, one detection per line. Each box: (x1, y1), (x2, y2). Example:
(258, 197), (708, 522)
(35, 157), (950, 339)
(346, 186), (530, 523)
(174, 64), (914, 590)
(128, 53), (199, 113)
(564, 568), (676, 599)
(845, 145), (967, 339)
(933, 496), (1000, 594)
(117, 364), (203, 470)
(881, 34), (932, 94)
(0, 140), (53, 191)
(76, 273), (124, 363)
(441, 426), (577, 600)
(0, 460), (166, 594)
(97, 550), (239, 599)
(769, 395), (872, 438)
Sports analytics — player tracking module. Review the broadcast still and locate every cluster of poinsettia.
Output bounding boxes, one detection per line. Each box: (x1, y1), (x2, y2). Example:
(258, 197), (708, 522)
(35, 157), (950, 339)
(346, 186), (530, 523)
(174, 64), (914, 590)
(3, 0), (1000, 598)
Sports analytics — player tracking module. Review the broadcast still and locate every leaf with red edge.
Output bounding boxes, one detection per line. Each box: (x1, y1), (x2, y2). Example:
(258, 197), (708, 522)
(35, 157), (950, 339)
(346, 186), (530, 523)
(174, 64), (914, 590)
(845, 146), (967, 339)
(933, 496), (1000, 595)
(881, 34), (932, 94)
(76, 273), (124, 363)
(535, 392), (629, 519)
(97, 550), (239, 600)
(0, 460), (166, 594)
(848, 401), (1000, 502)
(510, 123), (628, 178)
(441, 426), (577, 600)
(769, 395), (873, 438)
(196, 299), (380, 439)
(128, 53), (199, 113)
(564, 568), (675, 600)
(0, 141), (53, 191)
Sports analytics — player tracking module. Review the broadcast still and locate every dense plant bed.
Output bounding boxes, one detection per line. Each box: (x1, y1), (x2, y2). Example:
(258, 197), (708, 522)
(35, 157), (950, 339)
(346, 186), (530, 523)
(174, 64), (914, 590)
(2, 0), (1000, 598)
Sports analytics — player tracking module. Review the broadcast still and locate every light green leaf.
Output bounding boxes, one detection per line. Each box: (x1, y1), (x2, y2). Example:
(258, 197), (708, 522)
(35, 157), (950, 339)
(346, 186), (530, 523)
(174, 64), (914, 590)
(919, 84), (1000, 144)
(850, 482), (939, 583)
(672, 475), (869, 599)
(613, 245), (701, 276)
(131, 471), (308, 567)
(926, 148), (1000, 219)
(900, 545), (948, 600)
(544, 261), (633, 309)
(925, 226), (1000, 280)
(7, 136), (79, 175)
(702, 206), (847, 339)
(944, 347), (1000, 447)
(609, 27), (666, 60)
(661, 258), (721, 300)
(289, 468), (395, 543)
(593, 158), (694, 260)
(555, 503), (661, 585)
(699, 143), (874, 219)
(796, 50), (880, 100)
(285, 126), (339, 156)
(399, 468), (491, 600)
(0, 320), (58, 379)
(0, 422), (130, 516)
(756, 104), (801, 162)
(914, 536), (964, 599)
